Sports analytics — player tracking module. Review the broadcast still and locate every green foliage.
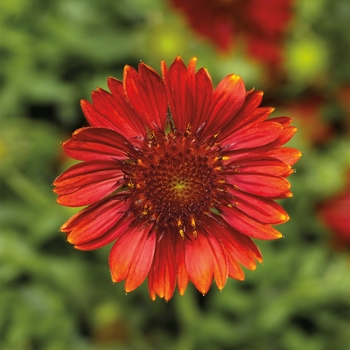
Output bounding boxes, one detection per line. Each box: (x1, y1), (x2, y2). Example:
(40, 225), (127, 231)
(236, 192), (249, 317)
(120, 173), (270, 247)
(0, 0), (349, 349)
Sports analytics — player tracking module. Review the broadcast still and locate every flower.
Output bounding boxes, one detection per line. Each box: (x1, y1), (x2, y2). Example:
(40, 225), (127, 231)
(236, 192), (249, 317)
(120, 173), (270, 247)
(170, 0), (293, 66)
(54, 56), (301, 301)
(318, 174), (350, 250)
(285, 94), (334, 146)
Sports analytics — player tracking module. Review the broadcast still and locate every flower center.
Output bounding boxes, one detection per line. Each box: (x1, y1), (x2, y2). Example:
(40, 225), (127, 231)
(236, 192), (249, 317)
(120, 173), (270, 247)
(123, 131), (228, 237)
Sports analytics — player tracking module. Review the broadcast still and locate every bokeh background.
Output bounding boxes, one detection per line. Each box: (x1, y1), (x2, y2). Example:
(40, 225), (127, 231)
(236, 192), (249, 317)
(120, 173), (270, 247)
(1, 0), (349, 349)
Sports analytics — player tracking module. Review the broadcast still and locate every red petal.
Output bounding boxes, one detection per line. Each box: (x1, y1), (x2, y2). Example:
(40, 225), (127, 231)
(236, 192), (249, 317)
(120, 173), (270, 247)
(174, 232), (189, 295)
(227, 158), (292, 176)
(161, 56), (192, 132)
(228, 188), (289, 224)
(109, 223), (155, 291)
(206, 231), (228, 290)
(201, 74), (246, 139)
(148, 232), (176, 301)
(223, 121), (282, 151)
(220, 205), (283, 240)
(125, 229), (156, 293)
(81, 100), (118, 131)
(75, 213), (133, 251)
(192, 67), (213, 133)
(271, 116), (293, 127)
(54, 160), (123, 207)
(124, 63), (168, 130)
(185, 231), (214, 295)
(226, 173), (291, 197)
(92, 83), (145, 140)
(266, 147), (302, 166)
(63, 127), (129, 161)
(61, 196), (130, 246)
(219, 90), (263, 141)
(161, 57), (214, 134)
(225, 147), (301, 169)
(206, 218), (262, 271)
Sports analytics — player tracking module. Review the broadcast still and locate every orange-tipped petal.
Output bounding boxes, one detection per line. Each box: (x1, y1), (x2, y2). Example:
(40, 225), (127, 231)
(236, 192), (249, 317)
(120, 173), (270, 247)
(148, 233), (176, 301)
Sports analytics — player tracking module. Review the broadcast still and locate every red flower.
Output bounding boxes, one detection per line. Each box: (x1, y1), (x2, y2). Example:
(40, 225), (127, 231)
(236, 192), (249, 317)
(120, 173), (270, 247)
(170, 0), (293, 66)
(54, 57), (301, 300)
(318, 175), (350, 250)
(285, 94), (334, 146)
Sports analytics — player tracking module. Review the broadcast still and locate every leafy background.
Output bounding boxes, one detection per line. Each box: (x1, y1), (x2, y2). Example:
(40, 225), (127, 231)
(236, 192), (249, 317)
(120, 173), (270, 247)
(0, 0), (349, 349)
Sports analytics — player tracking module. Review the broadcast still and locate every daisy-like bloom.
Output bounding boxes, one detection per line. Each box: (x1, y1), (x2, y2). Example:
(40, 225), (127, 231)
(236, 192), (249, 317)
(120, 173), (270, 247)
(54, 56), (301, 301)
(170, 0), (293, 66)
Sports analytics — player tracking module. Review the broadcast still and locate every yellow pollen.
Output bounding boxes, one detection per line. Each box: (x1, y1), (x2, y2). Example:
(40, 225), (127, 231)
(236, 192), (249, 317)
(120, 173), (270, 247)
(193, 230), (197, 238)
(179, 229), (185, 238)
(230, 74), (240, 82)
(174, 182), (186, 191)
(222, 156), (229, 161)
(190, 217), (196, 228)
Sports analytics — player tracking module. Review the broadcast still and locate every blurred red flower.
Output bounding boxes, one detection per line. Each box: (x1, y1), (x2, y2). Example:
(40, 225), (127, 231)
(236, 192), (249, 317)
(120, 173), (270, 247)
(54, 56), (301, 300)
(318, 175), (350, 250)
(170, 0), (294, 66)
(285, 95), (334, 146)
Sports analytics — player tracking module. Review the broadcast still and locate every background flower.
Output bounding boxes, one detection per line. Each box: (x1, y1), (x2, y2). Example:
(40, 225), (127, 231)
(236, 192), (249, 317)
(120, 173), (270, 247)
(318, 172), (350, 250)
(170, 0), (294, 67)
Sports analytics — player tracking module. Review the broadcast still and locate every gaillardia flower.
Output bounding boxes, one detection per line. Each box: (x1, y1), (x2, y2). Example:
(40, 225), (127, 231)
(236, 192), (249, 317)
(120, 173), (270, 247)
(54, 56), (301, 301)
(170, 0), (293, 66)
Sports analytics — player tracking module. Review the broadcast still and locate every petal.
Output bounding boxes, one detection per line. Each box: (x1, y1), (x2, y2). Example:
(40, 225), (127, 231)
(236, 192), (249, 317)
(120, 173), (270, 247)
(206, 231), (228, 290)
(63, 127), (130, 161)
(226, 173), (291, 197)
(161, 57), (213, 134)
(174, 232), (189, 295)
(223, 121), (282, 151)
(54, 160), (123, 207)
(90, 87), (145, 139)
(227, 158), (292, 176)
(125, 229), (156, 293)
(207, 218), (262, 271)
(61, 195), (130, 247)
(228, 188), (289, 224)
(124, 63), (168, 130)
(270, 116), (294, 127)
(75, 213), (133, 251)
(109, 223), (155, 292)
(220, 205), (283, 240)
(201, 74), (246, 139)
(219, 90), (264, 141)
(274, 126), (297, 146)
(225, 147), (302, 168)
(185, 231), (214, 295)
(148, 232), (176, 301)
(266, 147), (302, 167)
(192, 67), (214, 133)
(161, 56), (192, 132)
(81, 99), (117, 131)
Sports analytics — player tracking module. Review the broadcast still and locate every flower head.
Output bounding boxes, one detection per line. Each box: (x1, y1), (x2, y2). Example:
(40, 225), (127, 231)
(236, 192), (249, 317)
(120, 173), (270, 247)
(54, 56), (301, 300)
(170, 0), (294, 66)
